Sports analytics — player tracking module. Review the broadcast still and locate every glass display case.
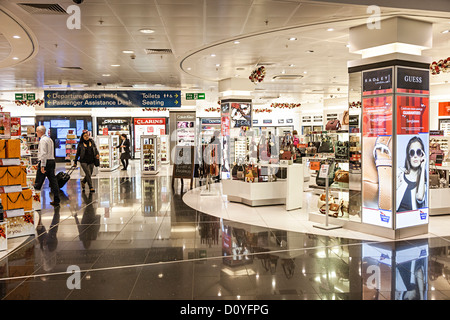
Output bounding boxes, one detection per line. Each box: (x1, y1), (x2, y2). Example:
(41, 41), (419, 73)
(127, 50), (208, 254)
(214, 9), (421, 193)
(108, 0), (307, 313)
(160, 135), (169, 164)
(65, 129), (78, 168)
(141, 135), (160, 175)
(97, 135), (120, 171)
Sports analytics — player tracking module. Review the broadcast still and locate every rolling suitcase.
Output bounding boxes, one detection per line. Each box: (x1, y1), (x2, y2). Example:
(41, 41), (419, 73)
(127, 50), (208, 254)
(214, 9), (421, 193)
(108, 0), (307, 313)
(56, 166), (76, 189)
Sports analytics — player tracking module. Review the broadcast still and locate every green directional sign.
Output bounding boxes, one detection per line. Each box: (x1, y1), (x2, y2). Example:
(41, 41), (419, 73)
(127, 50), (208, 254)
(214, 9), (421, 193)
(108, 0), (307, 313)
(186, 93), (205, 100)
(15, 93), (36, 100)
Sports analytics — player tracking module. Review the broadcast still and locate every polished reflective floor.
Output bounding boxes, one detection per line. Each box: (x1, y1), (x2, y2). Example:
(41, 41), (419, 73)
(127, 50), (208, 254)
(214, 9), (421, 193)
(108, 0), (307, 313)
(1, 161), (450, 301)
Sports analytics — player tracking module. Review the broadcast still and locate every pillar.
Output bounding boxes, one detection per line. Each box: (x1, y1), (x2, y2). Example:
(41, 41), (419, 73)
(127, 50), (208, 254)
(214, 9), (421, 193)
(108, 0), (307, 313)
(347, 17), (432, 239)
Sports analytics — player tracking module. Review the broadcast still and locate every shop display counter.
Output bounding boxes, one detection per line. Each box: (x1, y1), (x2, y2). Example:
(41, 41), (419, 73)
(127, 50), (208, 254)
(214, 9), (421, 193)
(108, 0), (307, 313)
(222, 164), (303, 210)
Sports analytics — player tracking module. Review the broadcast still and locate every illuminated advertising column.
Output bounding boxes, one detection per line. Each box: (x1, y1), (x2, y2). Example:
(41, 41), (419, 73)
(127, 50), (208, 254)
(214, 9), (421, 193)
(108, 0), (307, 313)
(361, 66), (430, 232)
(361, 67), (394, 227)
(394, 67), (430, 229)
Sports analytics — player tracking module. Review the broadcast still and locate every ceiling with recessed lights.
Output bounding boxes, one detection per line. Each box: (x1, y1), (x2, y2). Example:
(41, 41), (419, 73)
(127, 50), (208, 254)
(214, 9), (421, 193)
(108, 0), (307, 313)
(0, 0), (449, 104)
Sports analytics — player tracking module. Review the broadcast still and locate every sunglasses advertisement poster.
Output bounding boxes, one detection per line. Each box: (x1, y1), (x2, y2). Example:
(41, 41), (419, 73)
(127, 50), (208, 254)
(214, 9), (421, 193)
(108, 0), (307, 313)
(362, 96), (393, 228)
(230, 102), (252, 128)
(396, 133), (429, 228)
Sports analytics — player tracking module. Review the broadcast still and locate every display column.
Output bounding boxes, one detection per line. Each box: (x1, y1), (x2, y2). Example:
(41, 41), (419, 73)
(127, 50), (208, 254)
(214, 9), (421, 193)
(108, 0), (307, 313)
(218, 78), (254, 180)
(347, 17), (432, 239)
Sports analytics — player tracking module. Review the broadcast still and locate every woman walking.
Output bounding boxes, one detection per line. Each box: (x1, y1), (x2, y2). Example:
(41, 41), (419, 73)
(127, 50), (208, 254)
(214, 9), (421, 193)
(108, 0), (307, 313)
(74, 130), (100, 193)
(119, 134), (131, 170)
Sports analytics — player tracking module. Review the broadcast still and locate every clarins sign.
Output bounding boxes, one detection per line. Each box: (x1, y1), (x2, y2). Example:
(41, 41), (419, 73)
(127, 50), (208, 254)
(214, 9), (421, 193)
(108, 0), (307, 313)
(134, 118), (166, 125)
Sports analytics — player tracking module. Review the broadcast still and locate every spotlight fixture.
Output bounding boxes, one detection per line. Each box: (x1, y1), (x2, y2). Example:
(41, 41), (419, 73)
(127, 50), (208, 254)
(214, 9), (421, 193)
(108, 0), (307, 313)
(288, 37), (297, 41)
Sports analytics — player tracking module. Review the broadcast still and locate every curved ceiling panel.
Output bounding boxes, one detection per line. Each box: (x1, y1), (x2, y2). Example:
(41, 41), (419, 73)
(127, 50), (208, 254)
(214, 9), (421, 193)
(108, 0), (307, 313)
(0, 6), (38, 69)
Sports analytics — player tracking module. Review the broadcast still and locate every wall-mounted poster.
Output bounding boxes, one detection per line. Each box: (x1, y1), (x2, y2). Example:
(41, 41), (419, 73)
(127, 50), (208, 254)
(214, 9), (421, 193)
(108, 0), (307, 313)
(230, 102), (251, 128)
(362, 96), (393, 228)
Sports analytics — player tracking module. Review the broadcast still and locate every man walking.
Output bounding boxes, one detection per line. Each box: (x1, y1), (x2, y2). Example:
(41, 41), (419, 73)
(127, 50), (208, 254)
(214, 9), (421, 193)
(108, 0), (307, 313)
(34, 125), (60, 206)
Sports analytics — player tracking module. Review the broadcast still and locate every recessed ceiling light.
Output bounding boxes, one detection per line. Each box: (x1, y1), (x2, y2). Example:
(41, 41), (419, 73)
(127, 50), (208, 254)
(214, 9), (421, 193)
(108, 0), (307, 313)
(12, 57), (19, 60)
(13, 35), (21, 39)
(210, 54), (216, 57)
(327, 28), (334, 31)
(187, 67), (191, 70)
(216, 64), (221, 67)
(139, 28), (155, 34)
(234, 40), (240, 44)
(122, 50), (134, 54)
(289, 64), (295, 67)
(102, 74), (110, 77)
(111, 64), (120, 67)
(303, 71), (308, 74)
(346, 44), (350, 48)
(288, 37), (297, 41)
(441, 29), (450, 34)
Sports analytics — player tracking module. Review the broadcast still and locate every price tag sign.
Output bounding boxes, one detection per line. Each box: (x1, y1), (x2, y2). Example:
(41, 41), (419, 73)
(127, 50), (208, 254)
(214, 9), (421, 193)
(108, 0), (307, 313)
(318, 164), (329, 179)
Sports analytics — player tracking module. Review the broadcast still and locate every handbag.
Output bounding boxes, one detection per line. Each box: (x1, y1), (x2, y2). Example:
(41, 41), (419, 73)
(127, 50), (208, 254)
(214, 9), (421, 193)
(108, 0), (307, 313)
(334, 170), (349, 183)
(430, 143), (445, 161)
(318, 136), (334, 153)
(325, 119), (341, 131)
(94, 157), (100, 167)
(342, 110), (349, 125)
(335, 141), (349, 159)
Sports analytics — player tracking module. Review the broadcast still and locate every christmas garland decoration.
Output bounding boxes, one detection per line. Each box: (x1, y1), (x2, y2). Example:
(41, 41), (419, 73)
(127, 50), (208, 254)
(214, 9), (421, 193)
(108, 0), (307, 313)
(430, 58), (450, 75)
(204, 107), (220, 112)
(349, 101), (361, 108)
(142, 107), (168, 112)
(253, 108), (272, 113)
(270, 103), (301, 109)
(249, 66), (266, 83)
(14, 99), (44, 107)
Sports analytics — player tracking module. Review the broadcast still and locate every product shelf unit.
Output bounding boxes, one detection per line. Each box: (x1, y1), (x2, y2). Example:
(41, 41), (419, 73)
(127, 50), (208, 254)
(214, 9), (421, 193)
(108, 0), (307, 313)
(97, 135), (120, 172)
(141, 135), (160, 175)
(160, 135), (169, 164)
(65, 129), (78, 168)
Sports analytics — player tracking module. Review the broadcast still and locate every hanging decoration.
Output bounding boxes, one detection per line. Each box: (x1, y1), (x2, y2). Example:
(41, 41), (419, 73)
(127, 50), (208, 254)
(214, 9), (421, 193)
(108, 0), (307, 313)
(249, 66), (266, 83)
(204, 107), (220, 112)
(142, 107), (168, 112)
(270, 103), (301, 109)
(430, 58), (450, 75)
(349, 101), (361, 108)
(14, 99), (44, 107)
(253, 108), (272, 113)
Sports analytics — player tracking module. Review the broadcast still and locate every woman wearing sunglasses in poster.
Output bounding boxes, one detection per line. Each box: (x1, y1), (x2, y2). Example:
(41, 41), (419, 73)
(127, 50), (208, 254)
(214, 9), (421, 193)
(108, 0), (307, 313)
(396, 136), (427, 212)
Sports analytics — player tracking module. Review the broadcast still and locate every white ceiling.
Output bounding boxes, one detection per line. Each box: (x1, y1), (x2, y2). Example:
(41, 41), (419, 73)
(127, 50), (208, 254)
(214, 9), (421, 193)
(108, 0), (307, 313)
(0, 0), (449, 104)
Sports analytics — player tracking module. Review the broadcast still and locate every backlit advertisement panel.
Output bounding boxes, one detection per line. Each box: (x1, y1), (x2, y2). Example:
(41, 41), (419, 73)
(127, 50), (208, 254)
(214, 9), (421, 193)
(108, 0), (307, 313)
(362, 96), (393, 228)
(395, 96), (429, 229)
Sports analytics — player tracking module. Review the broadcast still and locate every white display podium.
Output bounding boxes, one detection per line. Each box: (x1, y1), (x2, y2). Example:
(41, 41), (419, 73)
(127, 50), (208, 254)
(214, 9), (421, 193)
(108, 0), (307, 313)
(222, 164), (303, 210)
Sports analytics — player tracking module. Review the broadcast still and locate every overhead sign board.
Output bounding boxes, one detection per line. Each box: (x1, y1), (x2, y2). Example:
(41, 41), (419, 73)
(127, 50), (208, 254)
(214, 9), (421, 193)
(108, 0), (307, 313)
(44, 90), (181, 108)
(186, 93), (205, 100)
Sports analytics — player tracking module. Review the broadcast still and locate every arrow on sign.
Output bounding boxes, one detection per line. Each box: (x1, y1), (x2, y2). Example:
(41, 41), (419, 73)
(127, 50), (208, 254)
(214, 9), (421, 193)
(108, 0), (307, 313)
(174, 100), (179, 104)
(47, 93), (51, 98)
(174, 93), (178, 98)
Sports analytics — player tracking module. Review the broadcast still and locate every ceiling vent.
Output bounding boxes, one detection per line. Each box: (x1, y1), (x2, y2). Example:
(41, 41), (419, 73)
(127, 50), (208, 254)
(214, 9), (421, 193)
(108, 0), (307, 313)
(145, 49), (173, 54)
(17, 3), (68, 15)
(272, 74), (303, 80)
